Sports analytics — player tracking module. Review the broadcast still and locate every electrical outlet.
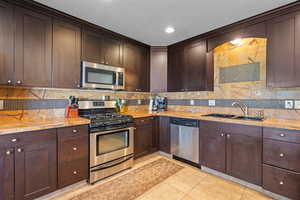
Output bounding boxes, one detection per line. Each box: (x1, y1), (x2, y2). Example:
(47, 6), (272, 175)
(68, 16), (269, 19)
(208, 100), (216, 106)
(137, 99), (142, 105)
(190, 100), (195, 106)
(285, 100), (294, 109)
(0, 100), (3, 110)
(295, 100), (300, 109)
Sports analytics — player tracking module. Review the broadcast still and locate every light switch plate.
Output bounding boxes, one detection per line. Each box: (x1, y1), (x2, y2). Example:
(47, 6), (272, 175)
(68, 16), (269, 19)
(285, 100), (294, 109)
(190, 100), (195, 106)
(0, 100), (3, 110)
(137, 99), (142, 105)
(208, 100), (216, 106)
(295, 100), (300, 109)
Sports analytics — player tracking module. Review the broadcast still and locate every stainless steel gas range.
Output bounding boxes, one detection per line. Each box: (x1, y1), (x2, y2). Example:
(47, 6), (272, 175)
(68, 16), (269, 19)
(78, 100), (134, 184)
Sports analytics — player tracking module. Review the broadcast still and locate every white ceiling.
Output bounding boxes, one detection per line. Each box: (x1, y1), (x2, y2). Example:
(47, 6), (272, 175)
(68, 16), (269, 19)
(35, 0), (296, 46)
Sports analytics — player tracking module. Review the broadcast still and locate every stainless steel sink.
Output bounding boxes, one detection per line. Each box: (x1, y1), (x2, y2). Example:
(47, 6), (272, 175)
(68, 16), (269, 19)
(202, 113), (264, 121)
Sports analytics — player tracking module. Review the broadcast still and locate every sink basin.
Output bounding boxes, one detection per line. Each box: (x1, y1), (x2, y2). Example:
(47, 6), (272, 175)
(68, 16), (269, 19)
(202, 113), (264, 121)
(234, 116), (264, 121)
(202, 113), (236, 118)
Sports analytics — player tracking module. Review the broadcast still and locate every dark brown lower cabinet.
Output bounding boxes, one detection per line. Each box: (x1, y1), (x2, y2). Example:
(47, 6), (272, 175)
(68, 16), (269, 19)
(226, 133), (262, 185)
(15, 130), (57, 200)
(158, 117), (170, 154)
(134, 117), (154, 158)
(263, 165), (300, 200)
(200, 121), (262, 185)
(0, 148), (14, 200)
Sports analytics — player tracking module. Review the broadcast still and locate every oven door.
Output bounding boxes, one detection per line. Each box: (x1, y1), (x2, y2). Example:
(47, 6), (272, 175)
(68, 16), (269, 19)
(81, 61), (125, 90)
(90, 127), (134, 167)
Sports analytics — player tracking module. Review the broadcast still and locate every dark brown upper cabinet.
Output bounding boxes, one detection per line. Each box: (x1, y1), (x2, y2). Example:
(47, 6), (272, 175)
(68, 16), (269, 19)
(0, 1), (14, 86)
(267, 12), (300, 88)
(123, 41), (150, 92)
(207, 22), (266, 51)
(82, 28), (104, 64)
(82, 28), (123, 67)
(168, 39), (213, 92)
(15, 7), (52, 87)
(52, 19), (81, 89)
(102, 34), (123, 67)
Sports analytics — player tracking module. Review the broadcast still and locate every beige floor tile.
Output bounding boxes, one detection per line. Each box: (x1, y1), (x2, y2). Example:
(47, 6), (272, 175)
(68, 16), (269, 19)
(241, 188), (274, 200)
(141, 183), (186, 200)
(187, 174), (246, 200)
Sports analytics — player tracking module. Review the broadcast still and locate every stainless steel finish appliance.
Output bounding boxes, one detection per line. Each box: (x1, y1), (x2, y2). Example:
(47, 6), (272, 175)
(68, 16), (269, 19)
(170, 118), (200, 164)
(81, 61), (125, 90)
(78, 100), (134, 184)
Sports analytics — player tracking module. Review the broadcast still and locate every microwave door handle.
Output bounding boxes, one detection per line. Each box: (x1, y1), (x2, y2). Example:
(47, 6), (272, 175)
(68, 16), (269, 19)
(116, 72), (119, 86)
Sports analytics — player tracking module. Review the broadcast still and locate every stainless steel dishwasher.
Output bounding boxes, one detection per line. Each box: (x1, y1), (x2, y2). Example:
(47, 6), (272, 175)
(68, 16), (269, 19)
(170, 118), (200, 164)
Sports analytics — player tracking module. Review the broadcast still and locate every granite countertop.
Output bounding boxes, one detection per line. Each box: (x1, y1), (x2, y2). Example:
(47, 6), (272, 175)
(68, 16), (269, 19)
(0, 116), (90, 135)
(126, 111), (300, 131)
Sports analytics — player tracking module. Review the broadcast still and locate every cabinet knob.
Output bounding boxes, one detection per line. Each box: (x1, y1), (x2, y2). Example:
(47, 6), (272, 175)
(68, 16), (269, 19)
(227, 134), (231, 139)
(11, 138), (17, 143)
(73, 147), (77, 151)
(72, 129), (78, 133)
(279, 181), (284, 185)
(6, 150), (11, 155)
(220, 133), (224, 137)
(73, 171), (77, 175)
(16, 80), (22, 85)
(280, 133), (285, 137)
(17, 148), (22, 153)
(77, 84), (81, 88)
(105, 62), (109, 65)
(7, 80), (12, 84)
(279, 153), (284, 157)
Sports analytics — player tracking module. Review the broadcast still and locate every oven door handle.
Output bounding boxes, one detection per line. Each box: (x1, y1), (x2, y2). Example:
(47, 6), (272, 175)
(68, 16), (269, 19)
(90, 154), (133, 172)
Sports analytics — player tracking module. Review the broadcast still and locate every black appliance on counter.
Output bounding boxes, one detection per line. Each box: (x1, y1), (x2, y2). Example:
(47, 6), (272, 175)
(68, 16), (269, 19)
(78, 99), (134, 184)
(152, 96), (168, 111)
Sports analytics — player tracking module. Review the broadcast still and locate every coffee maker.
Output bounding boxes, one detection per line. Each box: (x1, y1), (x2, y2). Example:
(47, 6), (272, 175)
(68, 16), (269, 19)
(151, 96), (167, 111)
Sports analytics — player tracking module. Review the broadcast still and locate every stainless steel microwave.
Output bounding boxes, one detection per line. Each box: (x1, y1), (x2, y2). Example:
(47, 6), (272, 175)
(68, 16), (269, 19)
(81, 61), (125, 90)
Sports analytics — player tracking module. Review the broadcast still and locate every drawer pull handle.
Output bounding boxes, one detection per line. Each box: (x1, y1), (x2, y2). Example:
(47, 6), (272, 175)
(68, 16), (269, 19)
(72, 129), (78, 133)
(279, 153), (284, 157)
(11, 138), (17, 143)
(17, 148), (22, 153)
(6, 151), (11, 155)
(73, 171), (77, 175)
(280, 133), (285, 137)
(279, 181), (284, 185)
(73, 147), (77, 151)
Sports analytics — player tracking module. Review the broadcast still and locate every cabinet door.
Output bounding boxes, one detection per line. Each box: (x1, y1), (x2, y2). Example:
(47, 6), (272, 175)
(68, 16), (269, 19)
(53, 19), (81, 89)
(226, 133), (262, 185)
(184, 40), (207, 91)
(0, 1), (14, 85)
(158, 117), (170, 154)
(0, 148), (14, 200)
(82, 29), (104, 64)
(267, 13), (298, 88)
(200, 134), (226, 173)
(138, 46), (150, 92)
(134, 125), (153, 158)
(102, 35), (123, 67)
(124, 42), (140, 91)
(167, 46), (185, 92)
(15, 130), (57, 200)
(15, 7), (52, 87)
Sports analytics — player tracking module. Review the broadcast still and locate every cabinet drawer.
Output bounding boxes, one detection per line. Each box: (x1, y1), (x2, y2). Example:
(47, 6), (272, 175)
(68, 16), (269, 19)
(263, 139), (300, 172)
(57, 125), (88, 140)
(58, 136), (88, 162)
(263, 164), (300, 200)
(134, 117), (154, 126)
(263, 127), (300, 143)
(58, 158), (88, 188)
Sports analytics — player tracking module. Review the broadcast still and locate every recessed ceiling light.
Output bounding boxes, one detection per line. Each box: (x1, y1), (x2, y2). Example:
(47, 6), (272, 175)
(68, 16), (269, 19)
(230, 39), (244, 46)
(165, 26), (175, 34)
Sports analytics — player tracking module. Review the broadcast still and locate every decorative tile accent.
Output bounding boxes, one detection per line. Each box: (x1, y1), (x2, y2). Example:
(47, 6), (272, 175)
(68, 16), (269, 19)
(68, 158), (183, 200)
(219, 62), (260, 83)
